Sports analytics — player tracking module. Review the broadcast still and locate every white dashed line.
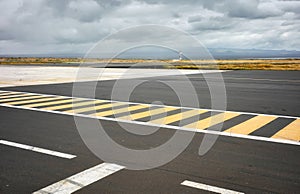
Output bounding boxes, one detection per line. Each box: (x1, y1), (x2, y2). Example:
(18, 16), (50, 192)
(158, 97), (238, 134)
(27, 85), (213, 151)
(33, 163), (125, 194)
(181, 180), (244, 194)
(0, 139), (76, 159)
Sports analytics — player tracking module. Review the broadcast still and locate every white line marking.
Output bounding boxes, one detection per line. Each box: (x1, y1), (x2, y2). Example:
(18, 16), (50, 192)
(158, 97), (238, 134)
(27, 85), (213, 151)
(0, 140), (76, 159)
(33, 163), (125, 194)
(0, 90), (299, 146)
(181, 180), (244, 194)
(0, 89), (298, 119)
(1, 103), (299, 146)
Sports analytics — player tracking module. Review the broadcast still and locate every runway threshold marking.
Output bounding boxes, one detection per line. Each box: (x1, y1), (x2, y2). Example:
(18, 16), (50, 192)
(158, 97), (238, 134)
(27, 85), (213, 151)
(224, 115), (277, 134)
(33, 163), (125, 194)
(183, 112), (240, 129)
(0, 90), (299, 146)
(118, 106), (178, 120)
(181, 180), (244, 194)
(42, 99), (105, 111)
(5, 96), (64, 105)
(24, 98), (83, 108)
(0, 140), (76, 159)
(272, 119), (300, 141)
(93, 104), (150, 117)
(0, 94), (43, 103)
(66, 101), (125, 114)
(150, 109), (206, 125)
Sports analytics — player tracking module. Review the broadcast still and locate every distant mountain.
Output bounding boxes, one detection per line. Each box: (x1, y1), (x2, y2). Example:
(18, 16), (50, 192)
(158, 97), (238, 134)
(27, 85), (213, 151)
(208, 48), (300, 59)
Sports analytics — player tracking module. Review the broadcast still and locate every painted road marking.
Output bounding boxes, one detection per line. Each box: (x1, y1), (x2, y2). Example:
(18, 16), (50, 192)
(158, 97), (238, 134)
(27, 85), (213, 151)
(0, 92), (21, 97)
(0, 93), (38, 101)
(24, 98), (82, 108)
(272, 119), (300, 141)
(184, 112), (240, 130)
(43, 99), (105, 111)
(33, 163), (125, 194)
(224, 115), (277, 135)
(93, 104), (150, 117)
(0, 95), (45, 103)
(150, 109), (207, 125)
(118, 106), (178, 120)
(181, 180), (244, 194)
(0, 93), (35, 99)
(5, 96), (62, 105)
(0, 90), (299, 146)
(65, 101), (125, 114)
(0, 140), (76, 159)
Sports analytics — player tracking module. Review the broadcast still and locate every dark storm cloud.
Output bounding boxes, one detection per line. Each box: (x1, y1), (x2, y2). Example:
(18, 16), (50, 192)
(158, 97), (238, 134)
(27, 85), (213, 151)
(0, 0), (299, 54)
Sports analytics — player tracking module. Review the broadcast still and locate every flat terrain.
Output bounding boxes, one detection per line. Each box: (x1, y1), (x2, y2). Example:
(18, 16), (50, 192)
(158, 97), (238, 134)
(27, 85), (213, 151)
(1, 57), (300, 70)
(0, 70), (299, 193)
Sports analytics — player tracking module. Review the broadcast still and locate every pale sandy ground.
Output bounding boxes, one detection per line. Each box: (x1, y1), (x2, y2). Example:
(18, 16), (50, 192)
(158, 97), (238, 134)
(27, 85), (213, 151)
(0, 66), (227, 87)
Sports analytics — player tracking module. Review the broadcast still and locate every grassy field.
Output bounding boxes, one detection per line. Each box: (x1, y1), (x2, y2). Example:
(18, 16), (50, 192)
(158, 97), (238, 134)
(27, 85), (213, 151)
(0, 57), (300, 70)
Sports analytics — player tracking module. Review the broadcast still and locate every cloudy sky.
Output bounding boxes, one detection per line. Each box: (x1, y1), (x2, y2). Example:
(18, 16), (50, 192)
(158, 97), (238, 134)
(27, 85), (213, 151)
(0, 0), (299, 56)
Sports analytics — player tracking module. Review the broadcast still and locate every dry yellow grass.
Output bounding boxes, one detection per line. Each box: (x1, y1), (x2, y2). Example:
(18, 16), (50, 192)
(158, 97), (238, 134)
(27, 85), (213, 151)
(164, 59), (300, 70)
(0, 57), (300, 70)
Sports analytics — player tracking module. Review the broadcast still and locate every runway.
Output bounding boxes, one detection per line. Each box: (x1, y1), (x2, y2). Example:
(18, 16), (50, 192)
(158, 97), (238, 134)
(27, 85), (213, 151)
(0, 70), (299, 193)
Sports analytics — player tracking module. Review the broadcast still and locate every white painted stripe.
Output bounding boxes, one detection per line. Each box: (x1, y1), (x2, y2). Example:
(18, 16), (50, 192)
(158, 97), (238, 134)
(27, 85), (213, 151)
(181, 180), (244, 194)
(33, 162), (125, 194)
(0, 89), (298, 119)
(0, 140), (76, 159)
(0, 90), (299, 146)
(0, 103), (300, 146)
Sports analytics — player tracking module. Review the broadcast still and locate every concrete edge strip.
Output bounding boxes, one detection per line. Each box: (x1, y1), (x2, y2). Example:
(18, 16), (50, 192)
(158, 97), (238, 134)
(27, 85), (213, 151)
(33, 162), (125, 194)
(0, 140), (76, 159)
(0, 89), (299, 119)
(0, 104), (299, 146)
(181, 180), (244, 194)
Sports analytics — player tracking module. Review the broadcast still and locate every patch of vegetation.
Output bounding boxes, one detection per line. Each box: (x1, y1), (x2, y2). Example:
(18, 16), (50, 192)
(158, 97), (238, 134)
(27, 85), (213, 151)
(0, 57), (300, 70)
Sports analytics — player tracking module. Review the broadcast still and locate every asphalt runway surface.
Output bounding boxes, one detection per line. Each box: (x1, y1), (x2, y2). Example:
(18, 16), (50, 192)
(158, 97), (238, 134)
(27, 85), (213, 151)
(0, 70), (299, 193)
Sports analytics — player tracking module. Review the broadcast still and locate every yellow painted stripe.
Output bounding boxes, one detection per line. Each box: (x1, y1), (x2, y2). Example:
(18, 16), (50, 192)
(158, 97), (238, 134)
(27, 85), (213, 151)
(24, 98), (82, 108)
(0, 93), (34, 100)
(43, 100), (105, 111)
(6, 97), (62, 105)
(0, 92), (20, 96)
(184, 112), (240, 130)
(0, 95), (44, 103)
(65, 101), (124, 114)
(272, 119), (300, 141)
(224, 115), (277, 135)
(118, 106), (178, 120)
(150, 109), (207, 125)
(93, 104), (150, 117)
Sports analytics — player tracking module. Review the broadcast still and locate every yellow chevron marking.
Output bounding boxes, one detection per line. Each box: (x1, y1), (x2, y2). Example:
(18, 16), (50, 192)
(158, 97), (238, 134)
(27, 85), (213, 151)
(272, 119), (300, 141)
(0, 92), (20, 96)
(65, 102), (124, 114)
(184, 112), (240, 129)
(118, 106), (178, 120)
(0, 93), (34, 100)
(24, 98), (82, 108)
(224, 115), (277, 135)
(93, 104), (150, 117)
(43, 100), (105, 111)
(0, 95), (44, 103)
(150, 109), (207, 125)
(5, 97), (62, 105)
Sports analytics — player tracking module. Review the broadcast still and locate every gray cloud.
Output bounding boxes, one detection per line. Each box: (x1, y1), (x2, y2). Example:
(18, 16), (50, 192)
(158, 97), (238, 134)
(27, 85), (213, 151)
(0, 0), (299, 55)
